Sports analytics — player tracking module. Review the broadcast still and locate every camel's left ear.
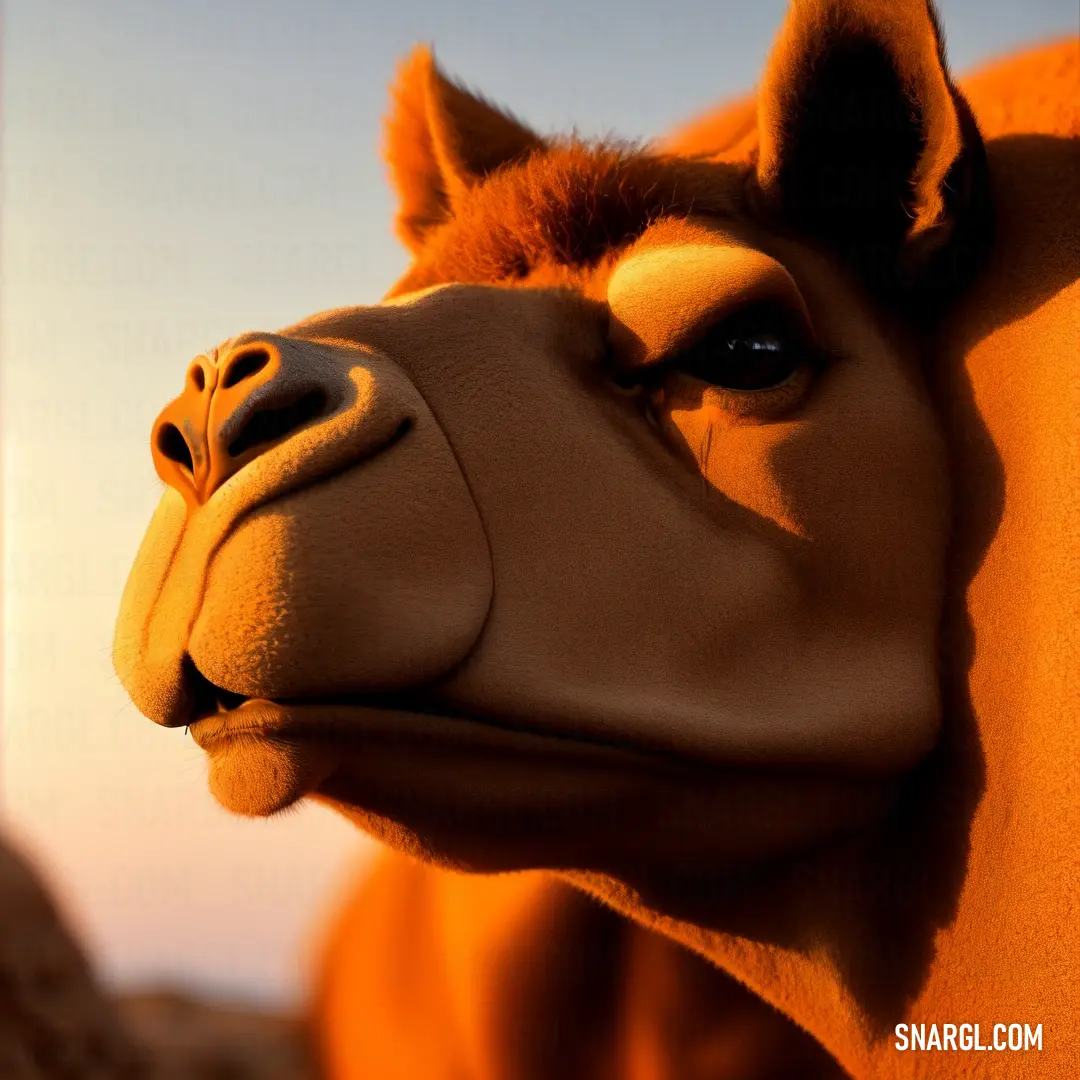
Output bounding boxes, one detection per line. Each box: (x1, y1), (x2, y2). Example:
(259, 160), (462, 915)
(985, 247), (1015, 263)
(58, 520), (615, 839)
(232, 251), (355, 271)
(384, 48), (546, 254)
(756, 0), (989, 307)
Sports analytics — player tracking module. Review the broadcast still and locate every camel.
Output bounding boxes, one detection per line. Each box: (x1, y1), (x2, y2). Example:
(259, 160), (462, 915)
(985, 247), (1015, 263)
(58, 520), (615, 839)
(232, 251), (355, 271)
(114, 0), (1079, 1076)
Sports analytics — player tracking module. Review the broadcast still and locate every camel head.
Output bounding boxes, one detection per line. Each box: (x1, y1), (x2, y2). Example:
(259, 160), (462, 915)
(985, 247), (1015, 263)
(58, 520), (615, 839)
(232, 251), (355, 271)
(115, 0), (989, 885)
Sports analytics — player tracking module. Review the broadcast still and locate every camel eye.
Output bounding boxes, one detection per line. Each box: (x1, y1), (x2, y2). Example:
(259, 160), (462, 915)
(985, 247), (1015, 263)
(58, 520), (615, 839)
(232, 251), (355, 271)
(672, 309), (804, 392)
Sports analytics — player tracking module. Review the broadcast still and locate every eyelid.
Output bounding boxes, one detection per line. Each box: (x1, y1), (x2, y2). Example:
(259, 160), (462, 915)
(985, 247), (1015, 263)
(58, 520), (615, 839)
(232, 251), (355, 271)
(607, 243), (815, 370)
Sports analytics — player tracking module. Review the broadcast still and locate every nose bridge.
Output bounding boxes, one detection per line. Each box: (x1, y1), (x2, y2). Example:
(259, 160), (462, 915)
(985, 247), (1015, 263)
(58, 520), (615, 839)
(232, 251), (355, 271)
(151, 338), (322, 509)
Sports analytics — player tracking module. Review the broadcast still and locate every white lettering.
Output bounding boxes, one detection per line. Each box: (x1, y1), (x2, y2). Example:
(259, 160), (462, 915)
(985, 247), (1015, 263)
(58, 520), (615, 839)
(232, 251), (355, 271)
(893, 1020), (1043, 1052)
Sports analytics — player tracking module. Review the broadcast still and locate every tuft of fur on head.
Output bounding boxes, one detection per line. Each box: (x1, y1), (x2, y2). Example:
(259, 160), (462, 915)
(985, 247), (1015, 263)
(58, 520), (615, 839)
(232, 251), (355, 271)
(386, 141), (747, 295)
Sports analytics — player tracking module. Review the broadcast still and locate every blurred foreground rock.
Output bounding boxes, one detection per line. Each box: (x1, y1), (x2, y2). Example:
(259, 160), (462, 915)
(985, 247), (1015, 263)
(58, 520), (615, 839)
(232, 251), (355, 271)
(1, 831), (319, 1079)
(117, 992), (317, 1080)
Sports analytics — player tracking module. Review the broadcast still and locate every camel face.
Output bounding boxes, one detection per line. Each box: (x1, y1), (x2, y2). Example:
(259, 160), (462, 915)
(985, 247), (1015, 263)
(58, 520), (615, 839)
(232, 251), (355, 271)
(114, 231), (948, 869)
(115, 0), (987, 875)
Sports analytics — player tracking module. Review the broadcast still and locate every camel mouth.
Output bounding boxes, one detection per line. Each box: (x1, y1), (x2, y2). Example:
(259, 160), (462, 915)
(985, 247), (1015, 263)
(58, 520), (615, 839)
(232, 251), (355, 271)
(183, 655), (493, 741)
(181, 680), (900, 876)
(187, 699), (290, 747)
(185, 691), (481, 750)
(182, 660), (673, 769)
(184, 675), (629, 760)
(182, 663), (464, 749)
(182, 674), (682, 829)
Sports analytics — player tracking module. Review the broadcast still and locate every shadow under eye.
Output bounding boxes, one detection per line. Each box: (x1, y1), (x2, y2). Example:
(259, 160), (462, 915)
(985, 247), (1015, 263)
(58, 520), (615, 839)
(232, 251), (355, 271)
(664, 362), (817, 424)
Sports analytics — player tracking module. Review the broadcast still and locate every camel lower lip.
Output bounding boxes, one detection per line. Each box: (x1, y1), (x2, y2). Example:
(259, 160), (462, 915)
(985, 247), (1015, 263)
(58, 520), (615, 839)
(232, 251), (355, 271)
(186, 696), (692, 841)
(188, 699), (292, 748)
(185, 686), (455, 747)
(186, 692), (473, 750)
(184, 696), (658, 766)
(184, 696), (668, 825)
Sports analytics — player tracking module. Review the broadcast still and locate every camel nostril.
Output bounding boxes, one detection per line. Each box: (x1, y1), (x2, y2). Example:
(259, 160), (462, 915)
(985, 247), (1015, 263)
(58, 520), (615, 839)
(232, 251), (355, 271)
(189, 366), (205, 392)
(156, 422), (194, 473)
(227, 389), (328, 458)
(222, 347), (271, 389)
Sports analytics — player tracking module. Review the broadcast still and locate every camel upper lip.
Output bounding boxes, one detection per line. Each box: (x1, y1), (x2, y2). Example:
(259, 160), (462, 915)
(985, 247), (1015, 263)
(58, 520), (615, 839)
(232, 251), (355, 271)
(183, 660), (452, 735)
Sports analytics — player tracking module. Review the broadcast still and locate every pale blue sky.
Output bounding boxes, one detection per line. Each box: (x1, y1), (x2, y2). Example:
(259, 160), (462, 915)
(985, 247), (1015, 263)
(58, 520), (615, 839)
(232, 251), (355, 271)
(3, 0), (1076, 1005)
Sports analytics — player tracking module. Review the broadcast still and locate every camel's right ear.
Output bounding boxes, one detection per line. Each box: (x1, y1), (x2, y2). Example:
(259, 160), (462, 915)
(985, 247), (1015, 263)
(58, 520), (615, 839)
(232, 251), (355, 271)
(755, 0), (989, 305)
(384, 48), (546, 254)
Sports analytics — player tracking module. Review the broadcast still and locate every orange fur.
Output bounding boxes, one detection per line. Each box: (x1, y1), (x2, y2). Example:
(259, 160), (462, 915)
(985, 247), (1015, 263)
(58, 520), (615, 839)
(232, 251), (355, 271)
(313, 31), (1079, 1080)
(385, 143), (745, 296)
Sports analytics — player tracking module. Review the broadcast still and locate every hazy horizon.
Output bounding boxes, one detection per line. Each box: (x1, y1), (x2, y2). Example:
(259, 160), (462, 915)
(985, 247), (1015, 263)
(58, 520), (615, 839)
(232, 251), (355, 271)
(4, 0), (1077, 1006)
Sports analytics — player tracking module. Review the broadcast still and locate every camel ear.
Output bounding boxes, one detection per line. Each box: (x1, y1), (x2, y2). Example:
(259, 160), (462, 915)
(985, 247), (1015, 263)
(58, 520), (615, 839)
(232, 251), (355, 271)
(384, 47), (546, 253)
(756, 0), (988, 304)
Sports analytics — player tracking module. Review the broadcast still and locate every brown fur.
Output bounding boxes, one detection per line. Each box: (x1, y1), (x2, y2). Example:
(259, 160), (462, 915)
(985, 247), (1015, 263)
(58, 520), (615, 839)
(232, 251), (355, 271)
(386, 143), (745, 296)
